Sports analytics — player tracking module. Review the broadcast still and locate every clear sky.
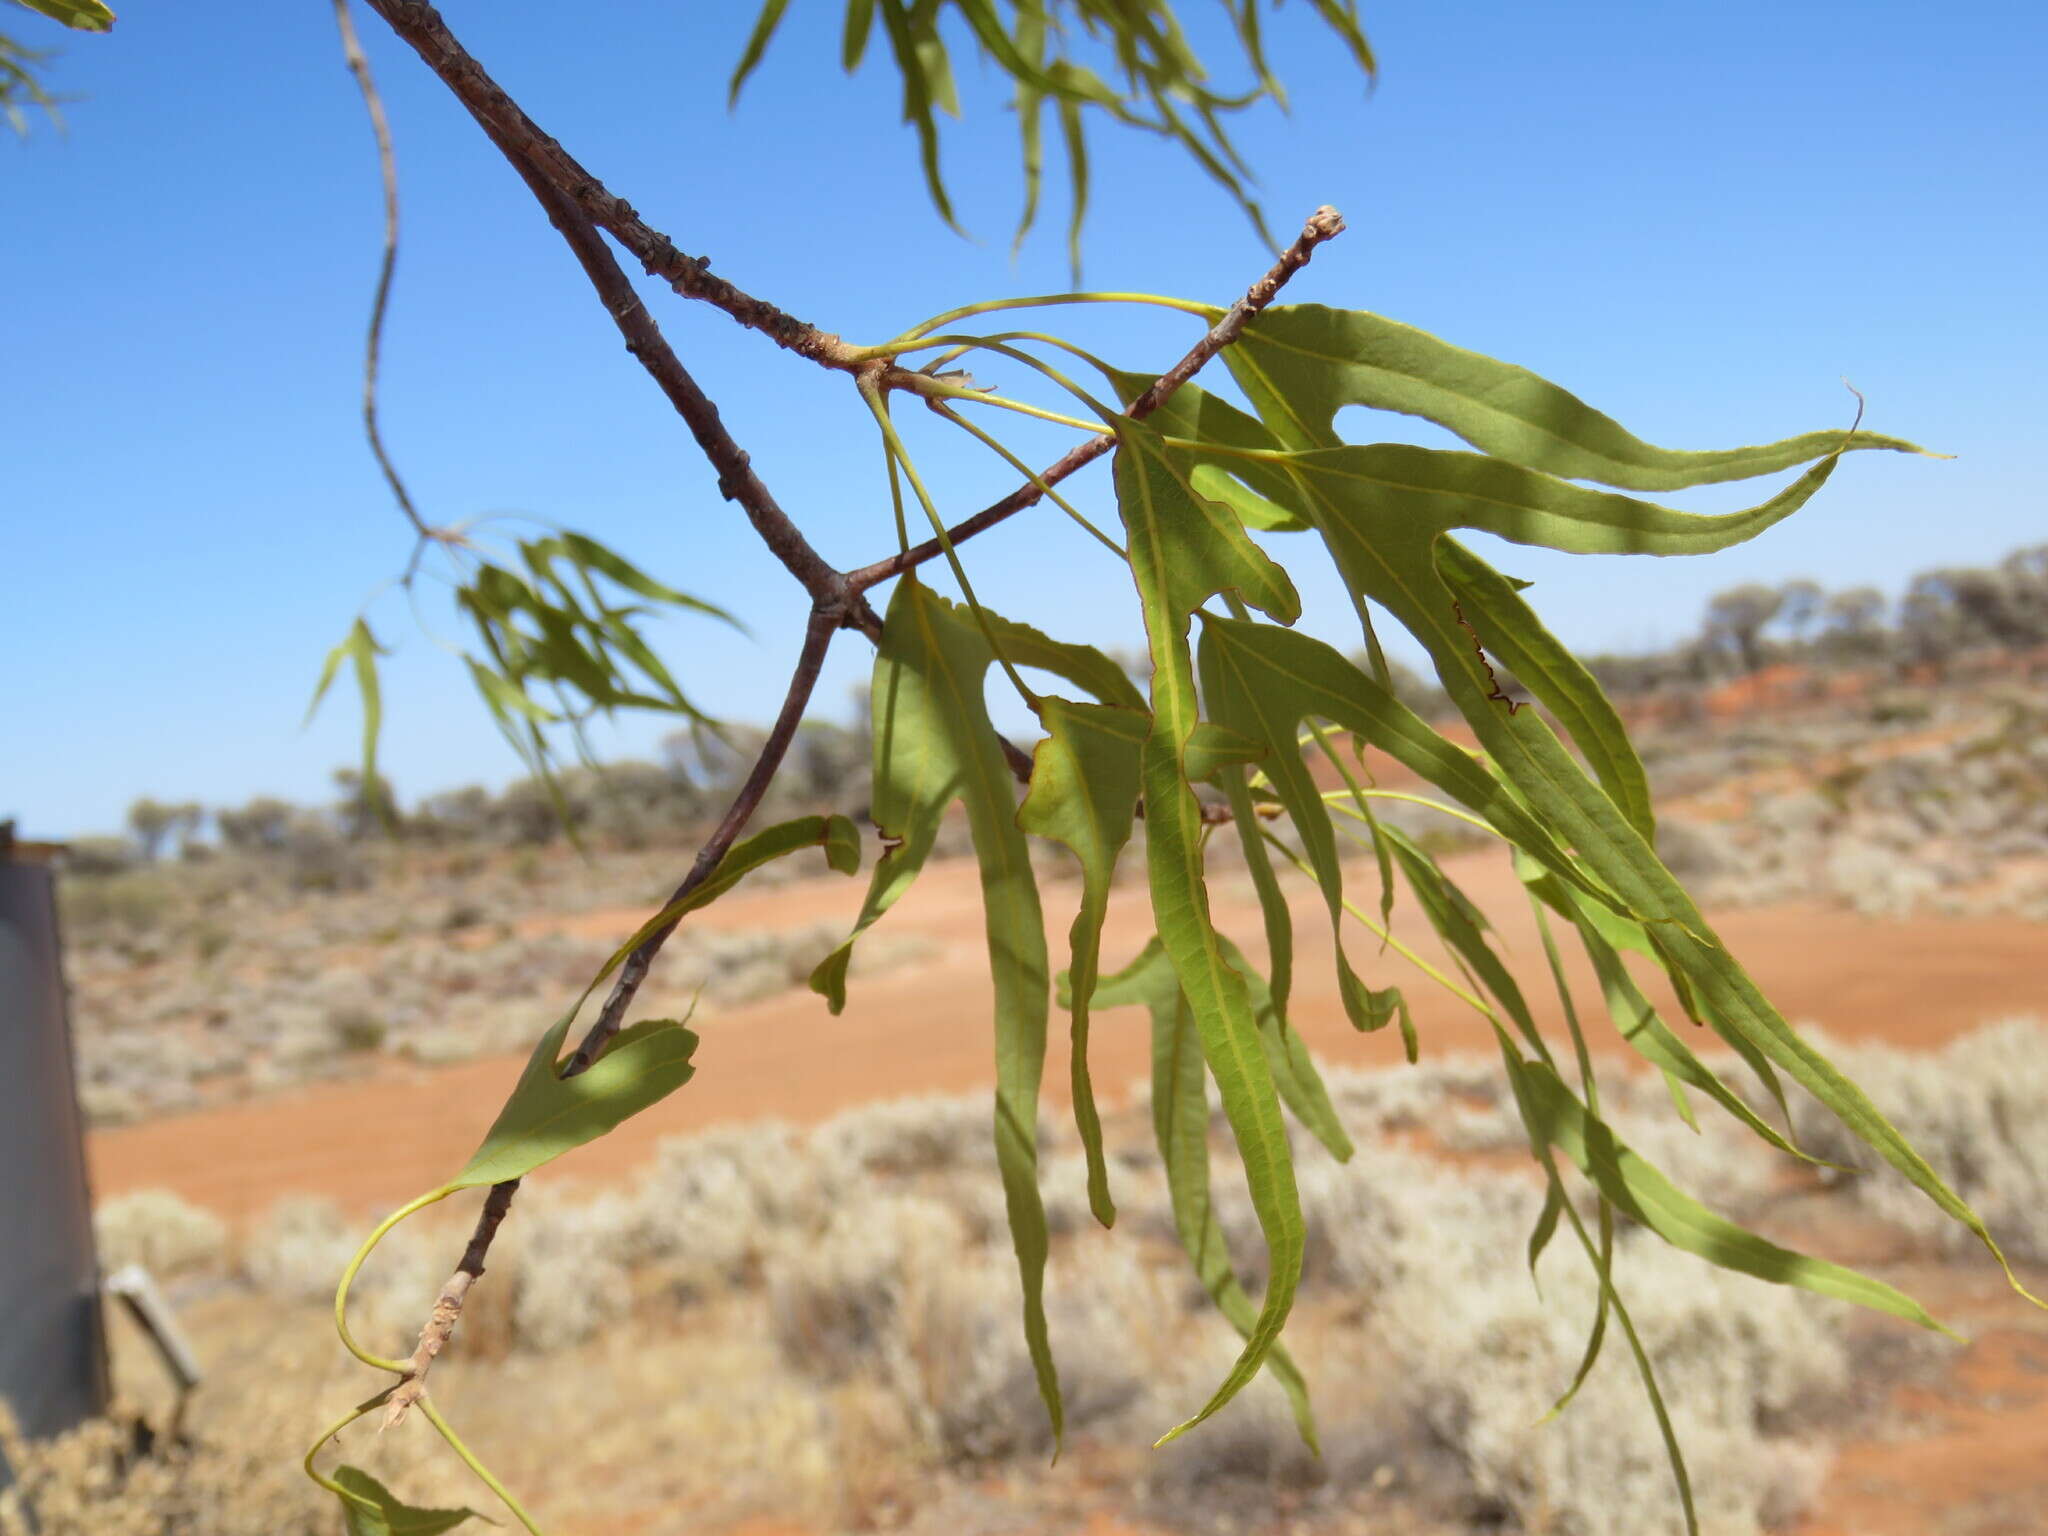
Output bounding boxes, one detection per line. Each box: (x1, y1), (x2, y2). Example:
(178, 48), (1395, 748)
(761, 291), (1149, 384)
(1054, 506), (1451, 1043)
(6, 1), (2043, 839)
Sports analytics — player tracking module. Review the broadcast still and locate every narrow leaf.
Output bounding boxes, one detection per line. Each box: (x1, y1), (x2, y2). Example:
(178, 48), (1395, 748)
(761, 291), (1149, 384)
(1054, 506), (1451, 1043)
(1019, 697), (1148, 1227)
(814, 580), (1063, 1447)
(1223, 302), (1929, 487)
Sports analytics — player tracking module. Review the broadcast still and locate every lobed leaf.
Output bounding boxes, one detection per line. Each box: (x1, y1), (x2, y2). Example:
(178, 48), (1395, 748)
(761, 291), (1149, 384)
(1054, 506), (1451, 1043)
(1221, 302), (1929, 486)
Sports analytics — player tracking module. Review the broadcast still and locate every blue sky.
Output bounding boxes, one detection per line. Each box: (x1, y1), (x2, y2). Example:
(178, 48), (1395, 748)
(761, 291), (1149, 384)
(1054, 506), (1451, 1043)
(6, 1), (2043, 838)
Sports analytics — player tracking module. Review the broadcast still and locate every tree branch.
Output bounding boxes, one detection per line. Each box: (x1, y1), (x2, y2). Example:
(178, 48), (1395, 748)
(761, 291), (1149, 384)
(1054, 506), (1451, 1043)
(361, 0), (862, 371)
(480, 132), (879, 635)
(844, 206), (1347, 592)
(382, 604), (840, 1426)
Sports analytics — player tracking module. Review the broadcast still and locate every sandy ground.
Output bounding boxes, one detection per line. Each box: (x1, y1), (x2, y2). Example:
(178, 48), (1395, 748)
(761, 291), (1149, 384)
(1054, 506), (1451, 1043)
(87, 846), (2048, 1220)
(80, 847), (2048, 1536)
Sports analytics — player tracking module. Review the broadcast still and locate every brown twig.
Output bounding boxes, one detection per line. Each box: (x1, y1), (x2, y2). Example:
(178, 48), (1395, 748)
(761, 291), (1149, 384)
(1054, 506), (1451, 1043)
(382, 607), (840, 1426)
(360, 0), (862, 371)
(381, 1178), (516, 1428)
(566, 604), (841, 1073)
(479, 132), (879, 636)
(844, 206), (1348, 592)
(346, 3), (1345, 1408)
(331, 0), (431, 541)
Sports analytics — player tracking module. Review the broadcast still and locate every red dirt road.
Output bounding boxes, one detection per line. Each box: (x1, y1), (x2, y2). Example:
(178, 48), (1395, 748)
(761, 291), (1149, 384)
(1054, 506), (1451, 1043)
(85, 848), (2048, 1220)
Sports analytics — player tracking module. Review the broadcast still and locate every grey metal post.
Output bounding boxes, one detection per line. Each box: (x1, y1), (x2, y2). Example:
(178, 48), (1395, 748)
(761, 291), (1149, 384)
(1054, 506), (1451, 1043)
(0, 834), (112, 1470)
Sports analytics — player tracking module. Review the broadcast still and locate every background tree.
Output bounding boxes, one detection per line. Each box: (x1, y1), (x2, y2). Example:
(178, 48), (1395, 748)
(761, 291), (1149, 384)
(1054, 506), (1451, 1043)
(1701, 582), (1785, 674)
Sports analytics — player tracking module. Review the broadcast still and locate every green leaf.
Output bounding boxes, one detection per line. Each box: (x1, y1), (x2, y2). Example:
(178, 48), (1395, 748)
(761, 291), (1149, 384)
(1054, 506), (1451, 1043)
(727, 0), (793, 105)
(451, 1012), (699, 1189)
(307, 618), (387, 821)
(813, 579), (1063, 1448)
(1200, 628), (1404, 1036)
(452, 814), (857, 1189)
(1090, 940), (1322, 1451)
(1196, 616), (1593, 903)
(1019, 697), (1147, 1228)
(1222, 302), (1930, 485)
(1224, 934), (1353, 1162)
(1513, 1063), (1956, 1334)
(15, 0), (115, 31)
(1436, 538), (1655, 841)
(840, 0), (876, 69)
(329, 1466), (482, 1536)
(978, 609), (1148, 710)
(1111, 419), (1305, 1442)
(1242, 419), (2030, 1291)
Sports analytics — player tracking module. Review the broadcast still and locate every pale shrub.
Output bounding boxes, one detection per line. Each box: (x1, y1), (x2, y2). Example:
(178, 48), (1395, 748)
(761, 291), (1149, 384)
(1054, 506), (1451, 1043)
(240, 1195), (356, 1299)
(766, 1190), (1159, 1463)
(1789, 1016), (2048, 1260)
(1376, 1202), (1847, 1536)
(632, 1121), (835, 1284)
(809, 1091), (995, 1175)
(93, 1190), (225, 1277)
(506, 1192), (639, 1351)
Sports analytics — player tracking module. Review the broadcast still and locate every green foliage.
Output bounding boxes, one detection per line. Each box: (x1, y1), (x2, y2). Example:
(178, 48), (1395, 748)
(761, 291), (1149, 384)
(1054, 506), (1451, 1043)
(3, 0), (114, 138)
(729, 1), (1375, 271)
(303, 13), (2036, 1532)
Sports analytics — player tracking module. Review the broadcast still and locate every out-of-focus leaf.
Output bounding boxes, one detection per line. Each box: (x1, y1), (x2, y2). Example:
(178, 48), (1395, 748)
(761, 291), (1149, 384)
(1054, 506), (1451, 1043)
(329, 1467), (479, 1536)
(811, 579), (1064, 1448)
(725, 2), (1374, 269)
(15, 0), (115, 31)
(727, 0), (793, 105)
(306, 618), (387, 823)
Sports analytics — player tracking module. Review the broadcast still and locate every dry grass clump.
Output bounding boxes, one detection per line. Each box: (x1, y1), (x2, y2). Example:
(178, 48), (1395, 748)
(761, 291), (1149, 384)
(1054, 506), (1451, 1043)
(92, 1190), (226, 1277)
(1789, 1016), (2048, 1260)
(59, 1041), (2022, 1533)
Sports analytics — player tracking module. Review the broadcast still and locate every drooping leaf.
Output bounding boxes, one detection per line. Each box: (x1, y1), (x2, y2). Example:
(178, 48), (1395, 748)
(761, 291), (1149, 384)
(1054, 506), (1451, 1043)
(1111, 418), (1306, 1441)
(1224, 934), (1353, 1162)
(329, 1466), (481, 1536)
(727, 0), (794, 105)
(307, 617), (387, 823)
(1019, 696), (1148, 1226)
(15, 0), (115, 30)
(1173, 410), (2027, 1291)
(1221, 302), (1929, 486)
(1201, 626), (1405, 1036)
(812, 579), (1064, 1448)
(1512, 1062), (1956, 1333)
(1090, 939), (1322, 1450)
